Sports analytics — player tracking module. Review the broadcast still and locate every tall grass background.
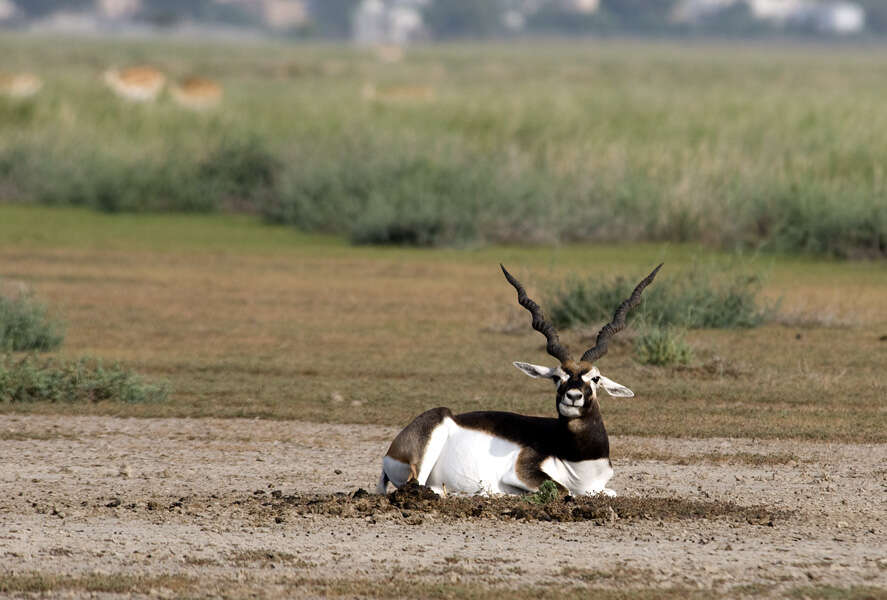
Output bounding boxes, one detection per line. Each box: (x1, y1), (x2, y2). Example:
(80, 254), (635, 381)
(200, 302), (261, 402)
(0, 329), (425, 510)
(1, 37), (885, 256)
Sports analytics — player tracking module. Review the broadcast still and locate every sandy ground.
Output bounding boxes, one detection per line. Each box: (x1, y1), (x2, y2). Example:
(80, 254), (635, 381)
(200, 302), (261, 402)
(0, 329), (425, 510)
(1, 415), (885, 598)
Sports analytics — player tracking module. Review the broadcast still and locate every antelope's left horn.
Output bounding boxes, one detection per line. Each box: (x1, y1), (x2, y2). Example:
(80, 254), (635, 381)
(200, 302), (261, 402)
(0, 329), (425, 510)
(501, 264), (571, 364)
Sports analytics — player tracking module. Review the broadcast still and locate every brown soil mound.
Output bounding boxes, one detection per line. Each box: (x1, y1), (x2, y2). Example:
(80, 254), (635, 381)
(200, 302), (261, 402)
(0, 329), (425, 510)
(112, 482), (788, 527)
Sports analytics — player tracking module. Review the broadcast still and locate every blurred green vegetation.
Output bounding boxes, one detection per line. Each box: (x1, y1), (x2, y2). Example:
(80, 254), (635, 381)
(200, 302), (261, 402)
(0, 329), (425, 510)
(0, 355), (168, 404)
(0, 38), (885, 257)
(0, 282), (64, 352)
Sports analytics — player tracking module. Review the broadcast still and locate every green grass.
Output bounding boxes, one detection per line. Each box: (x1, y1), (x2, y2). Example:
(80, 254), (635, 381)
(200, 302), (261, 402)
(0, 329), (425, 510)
(0, 355), (169, 404)
(633, 326), (693, 366)
(0, 282), (63, 351)
(1, 37), (886, 256)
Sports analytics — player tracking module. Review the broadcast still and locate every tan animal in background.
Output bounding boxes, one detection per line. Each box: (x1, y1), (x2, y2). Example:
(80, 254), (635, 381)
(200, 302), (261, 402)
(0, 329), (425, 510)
(362, 82), (435, 103)
(171, 76), (223, 110)
(103, 66), (166, 102)
(0, 73), (43, 99)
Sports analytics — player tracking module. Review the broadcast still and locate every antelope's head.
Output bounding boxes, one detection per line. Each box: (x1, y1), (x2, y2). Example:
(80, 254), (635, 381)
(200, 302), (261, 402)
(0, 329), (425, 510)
(501, 263), (662, 420)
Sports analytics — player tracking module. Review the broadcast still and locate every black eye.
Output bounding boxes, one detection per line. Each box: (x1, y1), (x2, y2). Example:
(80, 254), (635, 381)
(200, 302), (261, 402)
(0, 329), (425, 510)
(592, 376), (600, 383)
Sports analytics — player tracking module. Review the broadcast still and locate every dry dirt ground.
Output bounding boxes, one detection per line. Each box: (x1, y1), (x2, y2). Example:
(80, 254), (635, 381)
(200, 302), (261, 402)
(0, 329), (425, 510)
(1, 415), (885, 599)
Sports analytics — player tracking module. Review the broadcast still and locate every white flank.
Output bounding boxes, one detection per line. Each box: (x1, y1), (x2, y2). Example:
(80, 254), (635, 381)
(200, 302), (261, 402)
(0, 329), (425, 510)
(426, 421), (529, 495)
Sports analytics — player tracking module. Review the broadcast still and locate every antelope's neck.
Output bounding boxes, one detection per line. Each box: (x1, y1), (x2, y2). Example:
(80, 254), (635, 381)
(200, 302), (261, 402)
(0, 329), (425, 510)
(562, 409), (609, 460)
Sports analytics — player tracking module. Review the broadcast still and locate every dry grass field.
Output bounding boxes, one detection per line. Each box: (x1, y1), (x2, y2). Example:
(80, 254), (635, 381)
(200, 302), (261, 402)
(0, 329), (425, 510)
(1, 205), (886, 598)
(2, 205), (885, 440)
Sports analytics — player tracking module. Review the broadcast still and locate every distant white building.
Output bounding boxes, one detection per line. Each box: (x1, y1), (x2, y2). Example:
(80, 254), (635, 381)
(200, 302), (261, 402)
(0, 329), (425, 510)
(789, 1), (865, 33)
(671, 0), (864, 33)
(747, 0), (806, 21)
(97, 0), (142, 20)
(671, 0), (737, 23)
(354, 0), (427, 44)
(563, 0), (600, 13)
(0, 0), (18, 22)
(262, 0), (308, 30)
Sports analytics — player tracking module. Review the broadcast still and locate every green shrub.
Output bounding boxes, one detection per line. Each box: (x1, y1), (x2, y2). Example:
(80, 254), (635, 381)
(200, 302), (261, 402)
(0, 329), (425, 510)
(524, 479), (561, 505)
(548, 265), (771, 330)
(634, 326), (693, 366)
(0, 287), (63, 352)
(0, 355), (168, 404)
(197, 137), (281, 211)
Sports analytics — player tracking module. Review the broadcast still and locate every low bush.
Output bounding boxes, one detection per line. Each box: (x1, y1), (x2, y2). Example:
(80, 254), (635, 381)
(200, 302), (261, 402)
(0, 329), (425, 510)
(0, 286), (63, 352)
(0, 355), (168, 404)
(547, 265), (771, 330)
(633, 326), (693, 366)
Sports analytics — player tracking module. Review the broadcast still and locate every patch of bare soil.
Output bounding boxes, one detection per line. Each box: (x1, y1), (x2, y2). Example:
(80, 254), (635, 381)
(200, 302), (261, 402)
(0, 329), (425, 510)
(0, 416), (884, 599)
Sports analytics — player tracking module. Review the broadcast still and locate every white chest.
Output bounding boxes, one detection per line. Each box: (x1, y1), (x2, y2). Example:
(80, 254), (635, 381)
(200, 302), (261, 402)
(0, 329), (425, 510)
(540, 456), (614, 496)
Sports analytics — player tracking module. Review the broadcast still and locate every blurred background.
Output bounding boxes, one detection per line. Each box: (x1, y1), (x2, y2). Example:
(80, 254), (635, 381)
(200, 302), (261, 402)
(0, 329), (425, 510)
(0, 0), (882, 38)
(0, 0), (884, 255)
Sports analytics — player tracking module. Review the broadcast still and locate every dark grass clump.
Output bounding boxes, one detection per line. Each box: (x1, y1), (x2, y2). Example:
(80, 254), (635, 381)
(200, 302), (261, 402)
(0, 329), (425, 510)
(735, 181), (887, 259)
(547, 265), (771, 331)
(0, 286), (63, 352)
(0, 355), (168, 404)
(196, 136), (281, 212)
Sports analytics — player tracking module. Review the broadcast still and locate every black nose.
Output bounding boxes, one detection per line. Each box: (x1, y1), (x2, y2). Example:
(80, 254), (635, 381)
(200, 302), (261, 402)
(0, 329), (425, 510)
(566, 389), (582, 401)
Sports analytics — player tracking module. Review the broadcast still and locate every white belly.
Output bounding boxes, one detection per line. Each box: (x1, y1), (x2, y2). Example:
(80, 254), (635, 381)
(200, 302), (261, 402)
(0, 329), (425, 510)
(426, 421), (528, 495)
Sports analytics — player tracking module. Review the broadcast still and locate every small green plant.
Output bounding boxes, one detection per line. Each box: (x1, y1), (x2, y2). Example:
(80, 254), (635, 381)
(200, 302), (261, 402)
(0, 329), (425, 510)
(633, 326), (693, 366)
(0, 286), (64, 351)
(0, 355), (168, 404)
(524, 480), (561, 505)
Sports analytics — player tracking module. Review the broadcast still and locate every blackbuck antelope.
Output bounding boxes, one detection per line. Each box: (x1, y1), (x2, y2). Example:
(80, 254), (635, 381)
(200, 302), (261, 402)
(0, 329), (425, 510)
(103, 66), (166, 102)
(377, 263), (662, 497)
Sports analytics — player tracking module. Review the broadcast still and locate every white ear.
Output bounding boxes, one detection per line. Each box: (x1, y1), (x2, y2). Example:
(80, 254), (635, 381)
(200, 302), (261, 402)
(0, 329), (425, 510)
(513, 362), (561, 381)
(599, 376), (634, 398)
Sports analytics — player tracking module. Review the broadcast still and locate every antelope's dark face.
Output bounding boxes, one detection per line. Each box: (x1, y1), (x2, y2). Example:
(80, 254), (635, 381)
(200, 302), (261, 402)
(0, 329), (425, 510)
(514, 360), (634, 419)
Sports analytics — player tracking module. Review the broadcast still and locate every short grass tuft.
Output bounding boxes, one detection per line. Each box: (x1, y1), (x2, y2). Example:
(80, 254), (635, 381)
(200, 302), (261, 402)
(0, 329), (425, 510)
(0, 355), (168, 404)
(634, 326), (693, 366)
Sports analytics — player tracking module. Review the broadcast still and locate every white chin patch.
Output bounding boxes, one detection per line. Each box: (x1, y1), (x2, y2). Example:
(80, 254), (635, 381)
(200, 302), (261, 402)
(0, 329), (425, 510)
(558, 404), (582, 418)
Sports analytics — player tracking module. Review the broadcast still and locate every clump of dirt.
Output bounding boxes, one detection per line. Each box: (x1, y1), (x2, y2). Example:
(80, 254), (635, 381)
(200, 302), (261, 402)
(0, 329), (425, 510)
(245, 482), (791, 526)
(83, 482), (790, 526)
